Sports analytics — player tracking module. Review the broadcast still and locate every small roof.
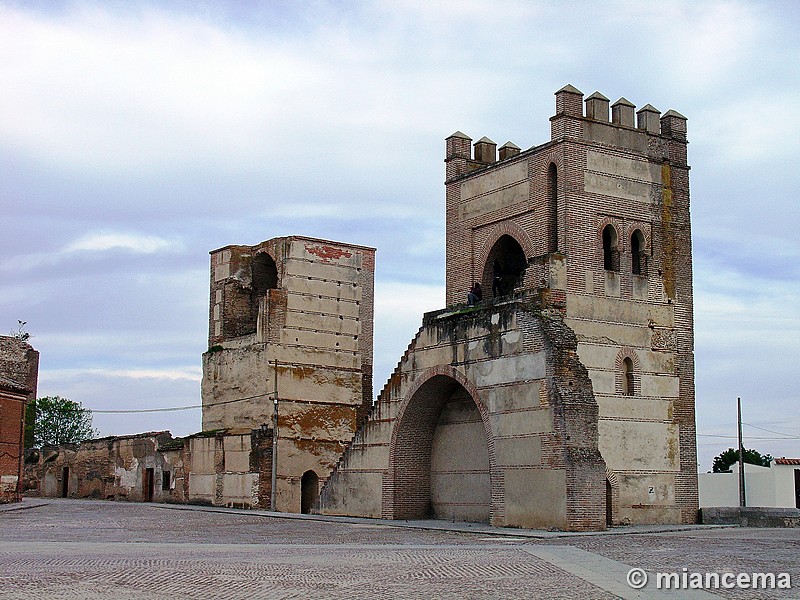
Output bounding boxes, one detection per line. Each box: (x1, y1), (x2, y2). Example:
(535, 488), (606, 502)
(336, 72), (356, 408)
(586, 91), (609, 101)
(637, 103), (660, 113)
(475, 136), (496, 145)
(663, 109), (687, 120)
(775, 458), (800, 465)
(499, 141), (521, 150)
(612, 97), (635, 108)
(447, 131), (472, 140)
(557, 84), (583, 95)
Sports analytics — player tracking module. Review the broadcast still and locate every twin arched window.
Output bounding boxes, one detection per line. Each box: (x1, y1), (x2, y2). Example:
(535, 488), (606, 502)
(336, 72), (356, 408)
(602, 225), (647, 276)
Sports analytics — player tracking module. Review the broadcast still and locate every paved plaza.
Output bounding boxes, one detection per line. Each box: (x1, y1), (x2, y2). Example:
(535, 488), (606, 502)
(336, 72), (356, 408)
(0, 499), (798, 599)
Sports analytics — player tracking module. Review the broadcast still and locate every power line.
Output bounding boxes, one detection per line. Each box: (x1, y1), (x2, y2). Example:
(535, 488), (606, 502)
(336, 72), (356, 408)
(88, 391), (274, 414)
(742, 422), (799, 438)
(697, 433), (800, 441)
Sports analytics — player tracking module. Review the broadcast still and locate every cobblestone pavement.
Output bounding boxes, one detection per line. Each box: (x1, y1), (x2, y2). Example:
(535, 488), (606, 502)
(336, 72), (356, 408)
(0, 499), (798, 599)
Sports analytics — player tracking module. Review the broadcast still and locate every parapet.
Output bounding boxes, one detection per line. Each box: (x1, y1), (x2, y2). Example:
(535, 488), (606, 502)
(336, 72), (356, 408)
(446, 85), (687, 180)
(445, 132), (523, 179)
(553, 84), (687, 141)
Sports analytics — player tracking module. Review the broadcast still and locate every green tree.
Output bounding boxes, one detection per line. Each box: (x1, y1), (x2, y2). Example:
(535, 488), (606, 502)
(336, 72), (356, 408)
(712, 447), (773, 473)
(28, 396), (99, 447)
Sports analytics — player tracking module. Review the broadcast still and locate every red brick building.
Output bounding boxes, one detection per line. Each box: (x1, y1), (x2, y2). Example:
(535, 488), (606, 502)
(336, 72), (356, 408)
(0, 336), (39, 503)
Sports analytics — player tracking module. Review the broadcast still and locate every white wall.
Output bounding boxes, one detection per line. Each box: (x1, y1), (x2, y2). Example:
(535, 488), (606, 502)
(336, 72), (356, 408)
(699, 462), (798, 508)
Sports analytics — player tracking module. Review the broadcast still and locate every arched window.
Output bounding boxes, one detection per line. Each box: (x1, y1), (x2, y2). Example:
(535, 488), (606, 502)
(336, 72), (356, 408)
(547, 163), (558, 253)
(602, 225), (619, 272)
(622, 357), (634, 396)
(631, 229), (646, 276)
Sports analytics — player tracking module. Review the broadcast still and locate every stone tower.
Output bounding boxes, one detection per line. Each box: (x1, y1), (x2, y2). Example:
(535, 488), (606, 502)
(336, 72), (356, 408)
(201, 235), (375, 512)
(317, 84), (697, 529)
(443, 85), (697, 525)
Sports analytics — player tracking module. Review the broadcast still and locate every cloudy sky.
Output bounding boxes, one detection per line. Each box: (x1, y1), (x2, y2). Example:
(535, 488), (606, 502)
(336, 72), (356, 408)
(2, 0), (799, 471)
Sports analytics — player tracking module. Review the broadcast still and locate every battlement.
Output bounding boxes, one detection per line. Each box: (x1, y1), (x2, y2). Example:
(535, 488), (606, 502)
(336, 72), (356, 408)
(446, 85), (687, 177)
(552, 83), (687, 143)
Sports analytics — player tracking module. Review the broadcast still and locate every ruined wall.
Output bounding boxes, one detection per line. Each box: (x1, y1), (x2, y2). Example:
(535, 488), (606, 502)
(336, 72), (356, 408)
(441, 85), (697, 525)
(202, 235), (375, 513)
(30, 432), (173, 501)
(0, 336), (39, 503)
(28, 430), (269, 509)
(318, 300), (607, 531)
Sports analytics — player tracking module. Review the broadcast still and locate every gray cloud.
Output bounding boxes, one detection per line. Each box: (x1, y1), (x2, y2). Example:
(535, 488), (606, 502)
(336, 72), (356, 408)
(3, 0), (799, 471)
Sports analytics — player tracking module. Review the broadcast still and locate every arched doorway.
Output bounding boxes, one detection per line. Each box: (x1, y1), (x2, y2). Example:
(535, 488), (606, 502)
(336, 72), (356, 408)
(391, 374), (491, 523)
(483, 235), (527, 299)
(301, 470), (319, 514)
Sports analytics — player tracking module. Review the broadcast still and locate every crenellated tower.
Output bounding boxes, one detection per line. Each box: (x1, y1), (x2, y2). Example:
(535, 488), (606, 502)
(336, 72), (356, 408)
(443, 84), (696, 525)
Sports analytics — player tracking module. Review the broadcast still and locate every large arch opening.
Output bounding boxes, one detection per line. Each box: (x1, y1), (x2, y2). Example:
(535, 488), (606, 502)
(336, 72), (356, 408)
(483, 235), (527, 299)
(301, 470), (319, 514)
(252, 252), (278, 295)
(392, 375), (491, 523)
(245, 252), (278, 336)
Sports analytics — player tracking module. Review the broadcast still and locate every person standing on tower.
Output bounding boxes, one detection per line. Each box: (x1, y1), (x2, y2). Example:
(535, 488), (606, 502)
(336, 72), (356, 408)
(492, 259), (503, 297)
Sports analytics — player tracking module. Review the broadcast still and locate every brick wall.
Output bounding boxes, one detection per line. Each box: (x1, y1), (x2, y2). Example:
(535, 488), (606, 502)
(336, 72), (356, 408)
(440, 85), (697, 525)
(0, 336), (38, 503)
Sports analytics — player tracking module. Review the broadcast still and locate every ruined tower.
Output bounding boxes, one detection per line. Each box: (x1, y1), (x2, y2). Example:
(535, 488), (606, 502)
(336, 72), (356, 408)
(201, 235), (375, 512)
(318, 85), (697, 529)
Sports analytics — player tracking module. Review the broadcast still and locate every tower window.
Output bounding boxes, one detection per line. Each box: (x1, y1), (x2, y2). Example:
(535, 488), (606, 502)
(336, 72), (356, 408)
(631, 229), (646, 276)
(602, 225), (619, 271)
(622, 357), (635, 396)
(547, 163), (558, 253)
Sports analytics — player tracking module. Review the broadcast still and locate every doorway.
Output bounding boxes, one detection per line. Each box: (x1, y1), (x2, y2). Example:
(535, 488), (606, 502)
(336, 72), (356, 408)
(61, 467), (69, 498)
(144, 468), (155, 502)
(301, 470), (319, 514)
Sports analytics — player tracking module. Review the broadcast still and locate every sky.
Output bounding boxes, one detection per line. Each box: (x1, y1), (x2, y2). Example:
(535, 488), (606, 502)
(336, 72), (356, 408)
(2, 0), (799, 472)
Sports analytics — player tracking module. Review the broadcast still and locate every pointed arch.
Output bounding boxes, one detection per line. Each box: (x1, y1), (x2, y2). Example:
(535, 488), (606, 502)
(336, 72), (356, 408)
(476, 221), (535, 270)
(476, 223), (534, 299)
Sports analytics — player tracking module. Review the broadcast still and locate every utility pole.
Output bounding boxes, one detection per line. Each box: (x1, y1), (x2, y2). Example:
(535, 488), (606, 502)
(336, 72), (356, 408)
(737, 397), (746, 508)
(270, 359), (278, 512)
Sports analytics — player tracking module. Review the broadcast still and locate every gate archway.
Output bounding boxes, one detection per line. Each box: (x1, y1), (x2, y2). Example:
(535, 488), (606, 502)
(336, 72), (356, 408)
(387, 369), (494, 523)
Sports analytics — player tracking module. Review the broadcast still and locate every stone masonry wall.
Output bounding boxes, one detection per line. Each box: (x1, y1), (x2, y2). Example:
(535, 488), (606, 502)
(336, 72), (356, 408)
(318, 299), (607, 531)
(201, 236), (375, 513)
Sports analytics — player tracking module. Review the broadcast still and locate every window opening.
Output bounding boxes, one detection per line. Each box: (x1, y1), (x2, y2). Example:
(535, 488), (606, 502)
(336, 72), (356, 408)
(602, 225), (619, 271)
(547, 163), (558, 252)
(631, 229), (646, 276)
(622, 357), (634, 396)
